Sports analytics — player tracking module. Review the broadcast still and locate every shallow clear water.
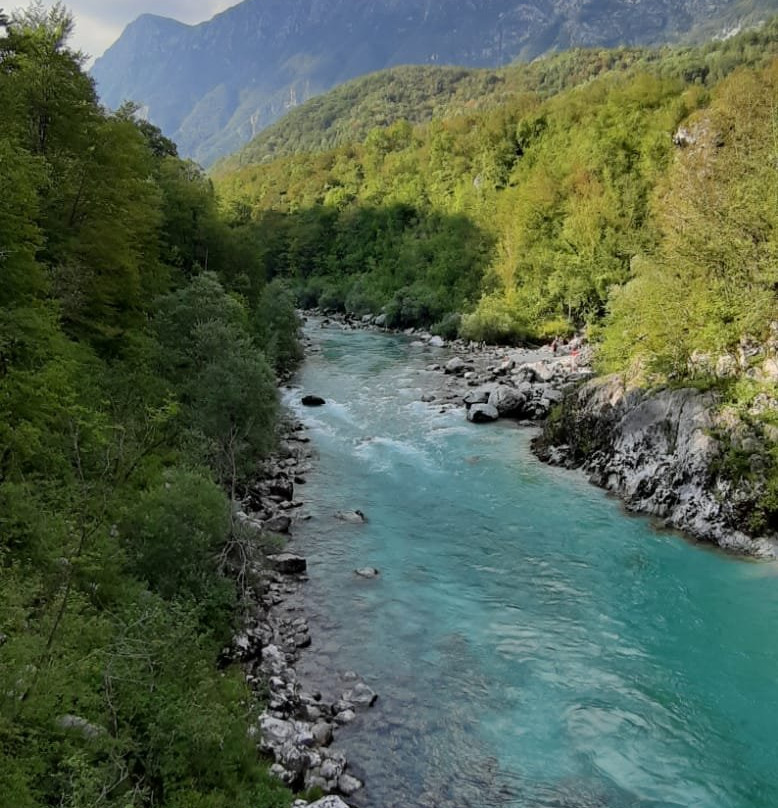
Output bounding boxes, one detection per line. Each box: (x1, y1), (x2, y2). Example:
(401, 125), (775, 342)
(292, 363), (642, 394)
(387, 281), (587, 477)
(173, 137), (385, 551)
(285, 323), (778, 808)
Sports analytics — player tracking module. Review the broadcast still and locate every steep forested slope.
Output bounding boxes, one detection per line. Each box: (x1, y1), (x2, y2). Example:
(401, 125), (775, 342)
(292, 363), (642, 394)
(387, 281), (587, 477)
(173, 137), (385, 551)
(91, 0), (778, 165)
(0, 7), (298, 806)
(214, 21), (778, 344)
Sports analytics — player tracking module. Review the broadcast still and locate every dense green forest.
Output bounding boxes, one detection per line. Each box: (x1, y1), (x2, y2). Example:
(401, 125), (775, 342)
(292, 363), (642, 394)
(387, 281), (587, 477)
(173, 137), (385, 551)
(0, 5), (298, 806)
(214, 21), (778, 522)
(215, 20), (778, 370)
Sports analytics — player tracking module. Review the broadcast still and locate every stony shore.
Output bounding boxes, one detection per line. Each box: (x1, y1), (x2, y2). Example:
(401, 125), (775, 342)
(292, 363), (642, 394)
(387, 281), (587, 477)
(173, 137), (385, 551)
(224, 412), (375, 805)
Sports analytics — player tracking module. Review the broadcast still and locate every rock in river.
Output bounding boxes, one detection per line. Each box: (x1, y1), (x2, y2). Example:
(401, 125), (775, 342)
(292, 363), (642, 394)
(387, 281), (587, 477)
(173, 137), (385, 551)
(335, 509), (366, 523)
(467, 403), (499, 423)
(302, 394), (326, 406)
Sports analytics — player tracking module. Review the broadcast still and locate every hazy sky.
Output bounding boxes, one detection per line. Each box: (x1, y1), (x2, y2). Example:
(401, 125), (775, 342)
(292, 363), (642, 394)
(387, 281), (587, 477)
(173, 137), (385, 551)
(32, 1), (238, 61)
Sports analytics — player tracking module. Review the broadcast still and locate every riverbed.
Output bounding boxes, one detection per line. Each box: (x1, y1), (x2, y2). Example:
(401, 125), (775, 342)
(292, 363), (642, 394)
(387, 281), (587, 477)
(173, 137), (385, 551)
(283, 322), (778, 808)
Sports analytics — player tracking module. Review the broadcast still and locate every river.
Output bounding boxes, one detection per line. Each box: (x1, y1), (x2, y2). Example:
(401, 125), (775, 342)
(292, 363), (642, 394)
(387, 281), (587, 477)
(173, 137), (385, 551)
(283, 321), (778, 808)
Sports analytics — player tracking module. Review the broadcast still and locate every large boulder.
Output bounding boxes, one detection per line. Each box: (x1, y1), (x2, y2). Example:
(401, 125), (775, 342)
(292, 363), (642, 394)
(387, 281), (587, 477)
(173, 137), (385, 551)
(521, 361), (556, 383)
(463, 390), (490, 408)
(259, 715), (295, 750)
(264, 513), (292, 534)
(488, 385), (528, 417)
(467, 403), (499, 423)
(445, 357), (467, 375)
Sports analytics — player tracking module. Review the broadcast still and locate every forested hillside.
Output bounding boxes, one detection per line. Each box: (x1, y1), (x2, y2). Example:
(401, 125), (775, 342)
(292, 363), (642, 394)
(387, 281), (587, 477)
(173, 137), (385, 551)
(0, 6), (297, 806)
(214, 20), (778, 368)
(220, 24), (778, 169)
(91, 0), (778, 165)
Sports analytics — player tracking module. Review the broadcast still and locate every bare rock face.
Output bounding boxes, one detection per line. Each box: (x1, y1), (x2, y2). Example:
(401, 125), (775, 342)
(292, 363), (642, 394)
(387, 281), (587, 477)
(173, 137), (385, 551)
(534, 375), (778, 557)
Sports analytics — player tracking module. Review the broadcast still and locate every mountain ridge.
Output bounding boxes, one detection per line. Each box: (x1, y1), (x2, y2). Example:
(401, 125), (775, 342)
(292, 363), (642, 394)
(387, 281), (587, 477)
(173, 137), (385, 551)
(92, 0), (778, 165)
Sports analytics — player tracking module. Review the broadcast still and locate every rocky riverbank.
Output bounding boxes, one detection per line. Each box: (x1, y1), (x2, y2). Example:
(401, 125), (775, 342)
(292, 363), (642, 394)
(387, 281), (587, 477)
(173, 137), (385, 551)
(224, 415), (376, 804)
(308, 309), (595, 424)
(532, 374), (778, 558)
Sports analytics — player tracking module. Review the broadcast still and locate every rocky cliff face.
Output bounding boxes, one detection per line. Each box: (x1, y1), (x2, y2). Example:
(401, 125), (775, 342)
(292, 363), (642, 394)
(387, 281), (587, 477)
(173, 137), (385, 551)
(91, 0), (777, 165)
(534, 375), (778, 558)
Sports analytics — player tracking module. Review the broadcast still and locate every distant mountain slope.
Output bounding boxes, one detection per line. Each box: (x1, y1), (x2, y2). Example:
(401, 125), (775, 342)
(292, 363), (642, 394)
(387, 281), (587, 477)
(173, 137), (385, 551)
(216, 17), (778, 171)
(213, 53), (650, 171)
(91, 0), (778, 166)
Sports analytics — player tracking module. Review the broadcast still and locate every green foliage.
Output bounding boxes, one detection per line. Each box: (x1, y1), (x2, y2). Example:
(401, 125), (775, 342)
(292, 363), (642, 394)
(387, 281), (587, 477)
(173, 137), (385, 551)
(216, 25), (778, 356)
(215, 18), (778, 173)
(154, 273), (279, 486)
(0, 9), (298, 807)
(252, 280), (304, 376)
(120, 470), (232, 607)
(600, 60), (778, 380)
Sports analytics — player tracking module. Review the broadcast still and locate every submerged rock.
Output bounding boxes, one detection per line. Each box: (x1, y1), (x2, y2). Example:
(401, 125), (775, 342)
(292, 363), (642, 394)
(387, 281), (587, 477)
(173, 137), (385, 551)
(302, 394), (326, 406)
(342, 682), (378, 708)
(335, 509), (366, 523)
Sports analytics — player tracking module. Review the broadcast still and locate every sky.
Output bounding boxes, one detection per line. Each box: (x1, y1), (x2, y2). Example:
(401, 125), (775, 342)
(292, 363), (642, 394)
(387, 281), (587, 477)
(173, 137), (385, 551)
(32, 1), (238, 62)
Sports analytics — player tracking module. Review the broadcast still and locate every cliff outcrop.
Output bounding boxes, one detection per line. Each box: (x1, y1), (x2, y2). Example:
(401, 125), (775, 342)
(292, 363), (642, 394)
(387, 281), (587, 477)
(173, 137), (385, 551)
(534, 375), (778, 557)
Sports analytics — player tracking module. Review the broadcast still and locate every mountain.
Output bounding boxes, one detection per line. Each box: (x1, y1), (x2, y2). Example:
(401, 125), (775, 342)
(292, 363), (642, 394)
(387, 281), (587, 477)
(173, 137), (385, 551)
(91, 0), (778, 166)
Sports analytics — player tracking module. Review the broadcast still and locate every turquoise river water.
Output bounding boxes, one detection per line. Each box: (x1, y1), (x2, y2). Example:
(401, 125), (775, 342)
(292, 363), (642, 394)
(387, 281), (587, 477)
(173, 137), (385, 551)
(284, 322), (778, 808)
